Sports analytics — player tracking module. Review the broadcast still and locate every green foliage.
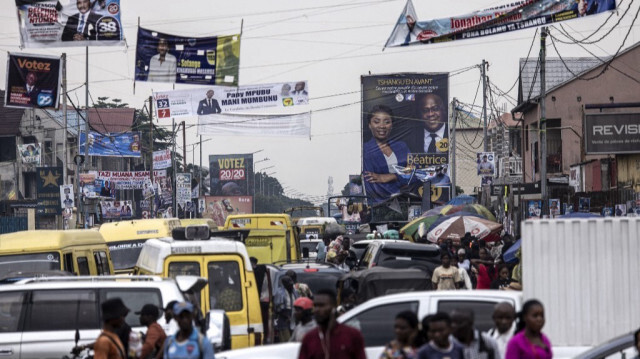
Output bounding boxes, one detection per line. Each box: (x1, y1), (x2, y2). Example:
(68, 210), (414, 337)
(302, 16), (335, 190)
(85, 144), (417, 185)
(254, 173), (315, 213)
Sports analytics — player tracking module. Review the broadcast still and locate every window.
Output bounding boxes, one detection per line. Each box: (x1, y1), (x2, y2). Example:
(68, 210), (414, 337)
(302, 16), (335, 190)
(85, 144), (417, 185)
(25, 290), (100, 331)
(0, 291), (25, 332)
(108, 240), (146, 271)
(208, 261), (243, 312)
(344, 301), (418, 347)
(102, 289), (162, 328)
(359, 245), (376, 268)
(0, 137), (16, 162)
(168, 261), (200, 278)
(437, 300), (507, 332)
(0, 252), (60, 278)
(546, 119), (562, 173)
(77, 257), (90, 275)
(93, 251), (110, 275)
(63, 253), (74, 273)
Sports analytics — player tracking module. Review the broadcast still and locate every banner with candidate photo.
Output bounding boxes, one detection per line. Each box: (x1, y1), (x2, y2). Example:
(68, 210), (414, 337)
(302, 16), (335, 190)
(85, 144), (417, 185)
(79, 131), (141, 157)
(153, 149), (171, 169)
(153, 81), (309, 119)
(202, 196), (253, 227)
(15, 0), (124, 48)
(60, 184), (74, 209)
(18, 143), (42, 165)
(476, 152), (496, 177)
(361, 73), (449, 204)
(100, 200), (133, 220)
(80, 170), (168, 198)
(5, 53), (61, 109)
(135, 27), (240, 86)
(385, 0), (616, 48)
(209, 154), (254, 197)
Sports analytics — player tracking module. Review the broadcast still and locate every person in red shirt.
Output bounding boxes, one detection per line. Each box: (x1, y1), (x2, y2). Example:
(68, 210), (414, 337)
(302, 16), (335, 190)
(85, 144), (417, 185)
(298, 288), (366, 359)
(472, 247), (497, 289)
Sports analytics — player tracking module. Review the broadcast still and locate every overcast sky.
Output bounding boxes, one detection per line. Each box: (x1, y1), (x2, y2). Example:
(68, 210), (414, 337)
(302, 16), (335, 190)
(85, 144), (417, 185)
(0, 0), (637, 203)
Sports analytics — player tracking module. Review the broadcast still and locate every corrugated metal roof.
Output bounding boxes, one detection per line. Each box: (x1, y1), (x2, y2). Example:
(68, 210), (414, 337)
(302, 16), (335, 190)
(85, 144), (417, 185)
(518, 57), (604, 102)
(0, 90), (25, 136)
(44, 109), (86, 136)
(88, 108), (135, 133)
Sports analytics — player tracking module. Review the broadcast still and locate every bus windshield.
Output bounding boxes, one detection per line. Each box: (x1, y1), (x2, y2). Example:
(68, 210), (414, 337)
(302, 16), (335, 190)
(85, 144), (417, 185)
(107, 240), (146, 270)
(0, 252), (60, 278)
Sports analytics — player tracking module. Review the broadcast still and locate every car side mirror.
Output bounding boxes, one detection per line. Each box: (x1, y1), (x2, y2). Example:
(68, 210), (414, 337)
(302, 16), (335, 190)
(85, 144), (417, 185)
(206, 309), (231, 352)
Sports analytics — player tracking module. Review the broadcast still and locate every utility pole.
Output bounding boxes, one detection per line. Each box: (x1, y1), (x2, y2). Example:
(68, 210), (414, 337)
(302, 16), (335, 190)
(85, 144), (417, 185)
(451, 98), (457, 198)
(482, 59), (488, 152)
(83, 46), (90, 228)
(181, 121), (186, 172)
(61, 53), (67, 183)
(149, 96), (154, 216)
(199, 135), (203, 198)
(172, 118), (177, 217)
(540, 27), (548, 215)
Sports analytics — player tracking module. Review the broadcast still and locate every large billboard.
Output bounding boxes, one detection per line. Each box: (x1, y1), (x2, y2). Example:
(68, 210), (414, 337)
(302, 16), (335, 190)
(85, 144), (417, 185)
(202, 196), (252, 227)
(209, 154), (254, 197)
(135, 27), (240, 86)
(385, 0), (616, 47)
(15, 0), (124, 48)
(79, 131), (141, 157)
(5, 53), (60, 109)
(361, 73), (449, 204)
(584, 113), (640, 154)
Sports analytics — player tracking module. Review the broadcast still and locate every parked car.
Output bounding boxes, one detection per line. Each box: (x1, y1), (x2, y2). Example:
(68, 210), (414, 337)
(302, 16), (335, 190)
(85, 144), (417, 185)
(358, 240), (441, 274)
(299, 239), (322, 260)
(337, 267), (432, 305)
(349, 239), (391, 264)
(266, 262), (344, 297)
(572, 332), (636, 359)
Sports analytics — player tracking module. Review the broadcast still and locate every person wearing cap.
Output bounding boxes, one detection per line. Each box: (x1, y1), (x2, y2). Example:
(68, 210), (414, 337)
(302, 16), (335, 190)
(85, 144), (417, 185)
(290, 297), (316, 342)
(94, 298), (128, 359)
(137, 304), (166, 359)
(163, 302), (215, 359)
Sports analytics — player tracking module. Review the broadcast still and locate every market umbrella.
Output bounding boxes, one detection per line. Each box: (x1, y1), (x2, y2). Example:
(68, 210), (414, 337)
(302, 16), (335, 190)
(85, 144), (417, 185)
(399, 215), (441, 241)
(427, 214), (503, 244)
(447, 195), (476, 206)
(421, 205), (450, 218)
(442, 204), (496, 222)
(503, 239), (521, 264)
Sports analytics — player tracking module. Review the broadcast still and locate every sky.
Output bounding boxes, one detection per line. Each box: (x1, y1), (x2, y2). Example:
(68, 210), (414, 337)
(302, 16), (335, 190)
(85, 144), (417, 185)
(0, 0), (638, 204)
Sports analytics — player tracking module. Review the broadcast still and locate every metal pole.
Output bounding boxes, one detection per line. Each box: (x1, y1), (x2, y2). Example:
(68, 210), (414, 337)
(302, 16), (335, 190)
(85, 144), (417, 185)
(451, 98), (457, 198)
(62, 53), (67, 183)
(482, 59), (488, 152)
(199, 135), (202, 198)
(83, 46), (90, 228)
(149, 96), (154, 216)
(540, 27), (548, 216)
(172, 118), (177, 217)
(182, 121), (186, 172)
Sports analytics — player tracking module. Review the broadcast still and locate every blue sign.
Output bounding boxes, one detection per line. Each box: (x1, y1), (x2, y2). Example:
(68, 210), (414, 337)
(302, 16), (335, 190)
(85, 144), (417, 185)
(135, 27), (240, 86)
(79, 132), (141, 157)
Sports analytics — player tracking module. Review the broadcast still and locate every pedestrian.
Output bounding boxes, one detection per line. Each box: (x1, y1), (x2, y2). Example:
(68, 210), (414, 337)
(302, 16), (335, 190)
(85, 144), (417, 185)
(417, 312), (464, 359)
(316, 235), (327, 262)
(471, 247), (497, 290)
(457, 248), (470, 271)
(164, 300), (179, 334)
(490, 265), (511, 290)
(379, 311), (421, 359)
(298, 288), (366, 359)
(505, 300), (552, 359)
(432, 252), (462, 290)
(456, 262), (473, 290)
(137, 304), (167, 359)
(450, 308), (500, 359)
(163, 302), (215, 359)
(287, 270), (313, 298)
(486, 302), (516, 359)
(275, 275), (298, 342)
(94, 298), (128, 359)
(290, 297), (317, 342)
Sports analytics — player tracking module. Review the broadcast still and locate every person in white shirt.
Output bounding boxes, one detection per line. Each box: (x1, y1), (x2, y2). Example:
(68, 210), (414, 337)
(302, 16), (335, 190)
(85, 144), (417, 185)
(486, 302), (516, 359)
(148, 38), (177, 83)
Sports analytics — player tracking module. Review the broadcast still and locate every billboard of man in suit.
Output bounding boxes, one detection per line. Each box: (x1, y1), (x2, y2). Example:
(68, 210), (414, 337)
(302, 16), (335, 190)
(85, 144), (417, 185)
(61, 0), (103, 41)
(197, 90), (222, 115)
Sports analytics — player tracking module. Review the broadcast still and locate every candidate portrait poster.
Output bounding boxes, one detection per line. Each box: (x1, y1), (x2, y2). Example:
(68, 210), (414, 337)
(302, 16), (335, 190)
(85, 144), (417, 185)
(476, 152), (496, 177)
(5, 53), (61, 109)
(202, 196), (252, 227)
(361, 73), (449, 204)
(79, 131), (141, 157)
(209, 154), (254, 197)
(60, 184), (74, 209)
(18, 143), (42, 165)
(153, 149), (171, 169)
(385, 0), (616, 48)
(135, 27), (240, 86)
(15, 0), (124, 48)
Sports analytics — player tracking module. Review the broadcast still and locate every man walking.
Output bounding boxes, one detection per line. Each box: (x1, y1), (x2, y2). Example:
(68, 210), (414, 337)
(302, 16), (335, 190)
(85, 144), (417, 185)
(275, 276), (298, 342)
(94, 298), (128, 359)
(137, 304), (166, 359)
(486, 302), (516, 359)
(432, 252), (462, 290)
(163, 302), (215, 359)
(451, 309), (500, 359)
(290, 297), (317, 342)
(298, 288), (365, 359)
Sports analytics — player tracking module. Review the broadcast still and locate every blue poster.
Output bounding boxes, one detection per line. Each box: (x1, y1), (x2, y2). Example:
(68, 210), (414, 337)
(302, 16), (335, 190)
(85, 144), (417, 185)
(135, 27), (240, 86)
(79, 131), (141, 157)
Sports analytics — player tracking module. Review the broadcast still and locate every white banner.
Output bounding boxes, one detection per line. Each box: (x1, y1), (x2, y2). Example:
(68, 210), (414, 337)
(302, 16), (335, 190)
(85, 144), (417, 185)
(197, 112), (311, 137)
(153, 149), (172, 169)
(81, 170), (168, 198)
(60, 184), (74, 209)
(153, 81), (309, 119)
(176, 173), (191, 209)
(18, 143), (41, 165)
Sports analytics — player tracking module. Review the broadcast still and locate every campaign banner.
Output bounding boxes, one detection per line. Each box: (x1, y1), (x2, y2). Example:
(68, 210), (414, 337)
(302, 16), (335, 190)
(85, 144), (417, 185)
(584, 113), (640, 154)
(153, 149), (172, 169)
(60, 184), (75, 209)
(80, 170), (168, 198)
(36, 166), (63, 216)
(79, 131), (141, 157)
(361, 73), (449, 204)
(5, 53), (61, 109)
(385, 0), (616, 47)
(197, 112), (311, 137)
(578, 197), (590, 212)
(176, 173), (192, 209)
(101, 200), (133, 220)
(153, 81), (309, 119)
(18, 143), (42, 165)
(15, 0), (124, 48)
(549, 199), (561, 217)
(209, 154), (254, 197)
(135, 27), (240, 85)
(526, 200), (542, 219)
(202, 196), (252, 227)
(476, 152), (496, 177)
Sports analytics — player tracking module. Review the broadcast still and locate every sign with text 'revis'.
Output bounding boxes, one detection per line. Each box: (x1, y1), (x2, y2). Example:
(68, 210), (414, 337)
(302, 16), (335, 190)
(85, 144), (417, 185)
(385, 0), (616, 48)
(153, 81), (309, 119)
(135, 27), (240, 86)
(15, 0), (124, 48)
(584, 113), (640, 154)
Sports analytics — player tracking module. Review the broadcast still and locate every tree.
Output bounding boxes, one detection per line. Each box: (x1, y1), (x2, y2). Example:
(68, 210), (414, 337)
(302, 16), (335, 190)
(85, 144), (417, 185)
(131, 103), (182, 170)
(254, 173), (315, 213)
(94, 97), (128, 108)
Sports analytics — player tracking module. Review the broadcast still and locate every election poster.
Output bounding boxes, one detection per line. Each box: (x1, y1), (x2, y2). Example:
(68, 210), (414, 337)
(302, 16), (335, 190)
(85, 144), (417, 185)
(361, 73), (449, 204)
(476, 152), (496, 177)
(385, 0), (616, 48)
(549, 199), (561, 217)
(18, 143), (42, 165)
(153, 81), (309, 119)
(209, 154), (254, 198)
(80, 170), (168, 198)
(5, 53), (61, 109)
(79, 131), (141, 157)
(176, 173), (192, 209)
(60, 184), (74, 209)
(37, 166), (63, 216)
(202, 196), (253, 227)
(153, 149), (172, 169)
(15, 0), (124, 48)
(101, 200), (133, 220)
(135, 27), (240, 86)
(578, 197), (590, 212)
(526, 200), (542, 219)
(197, 112), (311, 137)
